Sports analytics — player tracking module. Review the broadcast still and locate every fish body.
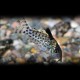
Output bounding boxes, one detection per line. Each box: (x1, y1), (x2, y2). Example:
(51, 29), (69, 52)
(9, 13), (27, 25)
(15, 19), (62, 62)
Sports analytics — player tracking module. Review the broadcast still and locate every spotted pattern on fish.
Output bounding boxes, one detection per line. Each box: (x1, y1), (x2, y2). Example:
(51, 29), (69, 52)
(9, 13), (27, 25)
(15, 18), (62, 62)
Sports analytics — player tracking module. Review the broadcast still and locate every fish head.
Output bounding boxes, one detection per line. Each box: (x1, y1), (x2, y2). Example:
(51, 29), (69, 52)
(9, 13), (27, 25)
(49, 41), (62, 62)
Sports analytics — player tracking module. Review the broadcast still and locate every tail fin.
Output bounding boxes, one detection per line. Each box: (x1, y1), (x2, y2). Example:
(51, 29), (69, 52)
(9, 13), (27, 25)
(43, 27), (54, 40)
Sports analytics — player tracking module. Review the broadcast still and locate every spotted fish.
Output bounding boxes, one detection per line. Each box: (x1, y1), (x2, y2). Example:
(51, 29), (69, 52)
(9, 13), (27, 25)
(15, 18), (62, 62)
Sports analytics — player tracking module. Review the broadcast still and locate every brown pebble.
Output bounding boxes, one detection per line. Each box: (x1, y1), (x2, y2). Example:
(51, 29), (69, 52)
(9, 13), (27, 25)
(37, 56), (43, 63)
(16, 58), (26, 64)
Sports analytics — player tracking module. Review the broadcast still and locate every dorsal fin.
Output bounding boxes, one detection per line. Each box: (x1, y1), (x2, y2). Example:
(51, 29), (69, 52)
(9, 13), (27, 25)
(44, 27), (54, 40)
